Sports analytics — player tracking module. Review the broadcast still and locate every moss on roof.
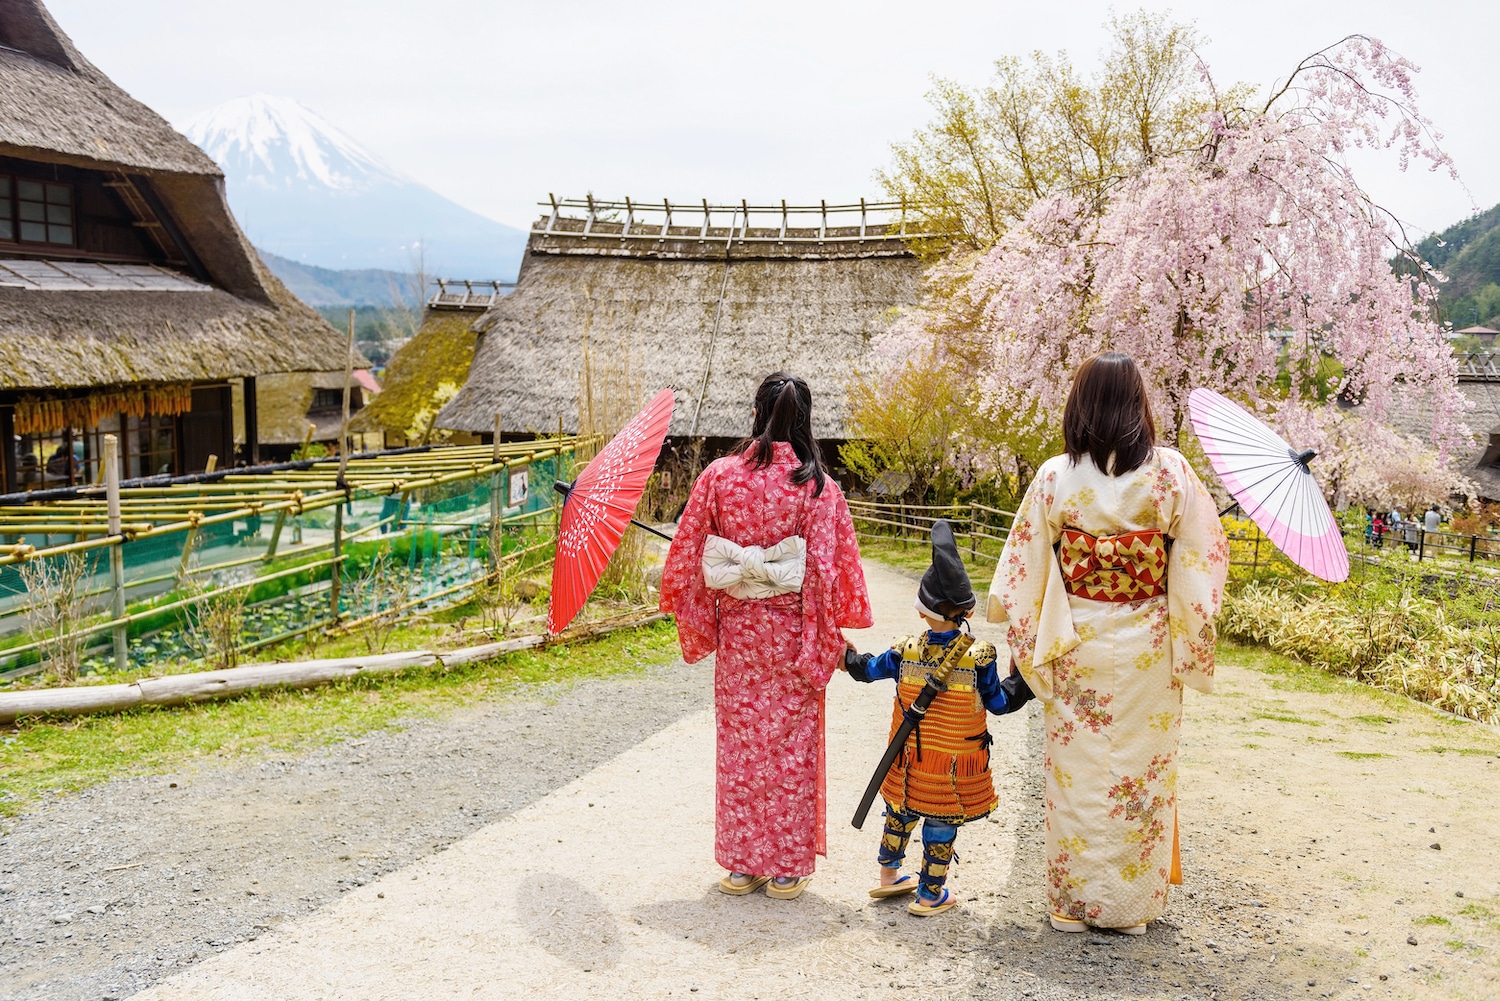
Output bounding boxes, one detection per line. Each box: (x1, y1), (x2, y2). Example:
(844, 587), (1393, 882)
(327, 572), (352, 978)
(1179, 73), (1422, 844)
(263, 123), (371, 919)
(352, 310), (476, 440)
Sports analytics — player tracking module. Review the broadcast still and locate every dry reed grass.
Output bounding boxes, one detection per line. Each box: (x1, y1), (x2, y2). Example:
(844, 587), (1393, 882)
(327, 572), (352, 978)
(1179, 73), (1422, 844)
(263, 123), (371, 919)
(17, 552), (93, 684)
(1220, 580), (1500, 725)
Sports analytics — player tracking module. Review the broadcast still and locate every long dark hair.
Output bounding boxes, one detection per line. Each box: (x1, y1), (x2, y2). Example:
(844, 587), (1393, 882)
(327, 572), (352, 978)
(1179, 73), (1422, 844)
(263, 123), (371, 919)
(737, 372), (826, 495)
(1062, 352), (1157, 476)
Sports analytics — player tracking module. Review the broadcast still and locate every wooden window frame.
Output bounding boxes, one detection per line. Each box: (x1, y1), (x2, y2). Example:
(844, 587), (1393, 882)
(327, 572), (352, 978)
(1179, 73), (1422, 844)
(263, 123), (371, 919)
(0, 172), (76, 248)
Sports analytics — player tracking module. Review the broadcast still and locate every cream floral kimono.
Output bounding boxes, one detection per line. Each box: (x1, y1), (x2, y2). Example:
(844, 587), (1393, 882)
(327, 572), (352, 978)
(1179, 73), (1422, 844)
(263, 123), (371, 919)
(990, 447), (1228, 928)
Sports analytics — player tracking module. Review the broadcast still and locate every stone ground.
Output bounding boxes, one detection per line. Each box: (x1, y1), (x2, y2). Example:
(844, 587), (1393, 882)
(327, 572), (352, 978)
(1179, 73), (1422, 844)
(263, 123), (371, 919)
(2, 559), (1498, 1000)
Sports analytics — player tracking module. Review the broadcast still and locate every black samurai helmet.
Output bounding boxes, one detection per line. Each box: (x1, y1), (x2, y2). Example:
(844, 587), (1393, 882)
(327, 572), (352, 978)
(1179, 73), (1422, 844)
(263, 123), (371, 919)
(914, 519), (976, 622)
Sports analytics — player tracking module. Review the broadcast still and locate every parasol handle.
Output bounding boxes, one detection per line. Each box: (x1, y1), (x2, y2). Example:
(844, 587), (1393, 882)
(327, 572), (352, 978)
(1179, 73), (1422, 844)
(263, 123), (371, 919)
(552, 480), (675, 541)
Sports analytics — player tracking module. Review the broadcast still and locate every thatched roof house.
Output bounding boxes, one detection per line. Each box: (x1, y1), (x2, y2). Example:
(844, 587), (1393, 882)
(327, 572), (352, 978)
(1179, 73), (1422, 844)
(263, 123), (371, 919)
(353, 281), (512, 447)
(437, 197), (940, 440)
(255, 369), (380, 458)
(0, 0), (354, 491)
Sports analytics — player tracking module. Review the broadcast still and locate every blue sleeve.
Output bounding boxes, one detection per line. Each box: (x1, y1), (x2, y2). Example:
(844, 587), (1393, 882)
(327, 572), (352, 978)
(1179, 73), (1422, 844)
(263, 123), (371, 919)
(978, 646), (1034, 715)
(845, 644), (902, 684)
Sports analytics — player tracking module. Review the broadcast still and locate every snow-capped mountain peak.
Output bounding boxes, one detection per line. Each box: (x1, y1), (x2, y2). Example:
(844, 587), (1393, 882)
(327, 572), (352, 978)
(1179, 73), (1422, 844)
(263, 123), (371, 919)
(177, 94), (525, 280)
(183, 94), (404, 193)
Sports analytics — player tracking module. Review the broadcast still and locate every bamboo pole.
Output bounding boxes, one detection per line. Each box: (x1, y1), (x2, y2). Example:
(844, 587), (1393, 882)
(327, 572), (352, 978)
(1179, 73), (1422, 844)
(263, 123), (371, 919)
(105, 434), (126, 673)
(174, 454), (216, 588)
(263, 508), (288, 561)
(490, 411), (502, 531)
(331, 503), (344, 623)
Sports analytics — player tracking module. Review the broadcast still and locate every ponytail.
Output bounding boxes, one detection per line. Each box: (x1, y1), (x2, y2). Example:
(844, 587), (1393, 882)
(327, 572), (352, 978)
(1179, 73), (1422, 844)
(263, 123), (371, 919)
(738, 371), (826, 495)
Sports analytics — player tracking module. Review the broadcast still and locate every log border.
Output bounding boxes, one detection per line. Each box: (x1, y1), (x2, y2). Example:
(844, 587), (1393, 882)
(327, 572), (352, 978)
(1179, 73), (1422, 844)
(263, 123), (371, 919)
(0, 611), (668, 725)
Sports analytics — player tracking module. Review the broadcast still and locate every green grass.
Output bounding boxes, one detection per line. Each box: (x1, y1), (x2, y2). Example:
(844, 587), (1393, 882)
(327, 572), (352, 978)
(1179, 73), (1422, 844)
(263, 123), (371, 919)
(1252, 710), (1324, 726)
(1416, 915), (1453, 926)
(1219, 642), (1348, 695)
(1336, 751), (1394, 760)
(1424, 746), (1499, 757)
(0, 620), (682, 820)
(1351, 714), (1397, 726)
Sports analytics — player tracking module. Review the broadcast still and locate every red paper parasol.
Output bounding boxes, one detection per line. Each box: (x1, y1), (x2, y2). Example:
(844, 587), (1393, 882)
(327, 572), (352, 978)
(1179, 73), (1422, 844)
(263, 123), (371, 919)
(1187, 387), (1349, 583)
(547, 388), (677, 634)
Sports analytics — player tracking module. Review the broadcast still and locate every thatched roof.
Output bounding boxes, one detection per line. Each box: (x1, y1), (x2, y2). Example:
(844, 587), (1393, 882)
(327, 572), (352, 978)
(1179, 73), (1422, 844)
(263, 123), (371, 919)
(0, 1), (356, 387)
(352, 310), (477, 440)
(0, 265), (361, 392)
(0, 3), (218, 176)
(255, 370), (378, 445)
(437, 216), (925, 437)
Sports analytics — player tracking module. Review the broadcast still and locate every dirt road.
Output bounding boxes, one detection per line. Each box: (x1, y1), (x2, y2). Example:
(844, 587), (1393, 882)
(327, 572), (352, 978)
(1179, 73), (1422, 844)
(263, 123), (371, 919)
(3, 560), (1498, 1000)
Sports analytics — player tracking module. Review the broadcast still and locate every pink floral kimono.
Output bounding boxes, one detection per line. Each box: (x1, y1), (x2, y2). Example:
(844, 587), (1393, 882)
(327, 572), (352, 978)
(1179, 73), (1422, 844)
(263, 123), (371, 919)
(990, 446), (1229, 928)
(660, 442), (871, 877)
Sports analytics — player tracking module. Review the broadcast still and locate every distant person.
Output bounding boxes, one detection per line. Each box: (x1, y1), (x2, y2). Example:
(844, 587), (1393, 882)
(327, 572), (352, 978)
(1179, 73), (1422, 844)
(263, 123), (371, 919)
(991, 352), (1229, 935)
(1424, 505), (1441, 534)
(1372, 511), (1387, 548)
(1403, 513), (1420, 552)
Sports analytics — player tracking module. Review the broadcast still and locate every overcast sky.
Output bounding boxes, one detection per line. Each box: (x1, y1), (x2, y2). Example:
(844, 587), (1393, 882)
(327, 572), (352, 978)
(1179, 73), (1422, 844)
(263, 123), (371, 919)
(46, 0), (1498, 235)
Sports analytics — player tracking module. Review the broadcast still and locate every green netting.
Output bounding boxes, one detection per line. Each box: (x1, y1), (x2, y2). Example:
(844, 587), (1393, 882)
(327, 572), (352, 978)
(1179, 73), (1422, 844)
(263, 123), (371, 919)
(0, 451), (571, 680)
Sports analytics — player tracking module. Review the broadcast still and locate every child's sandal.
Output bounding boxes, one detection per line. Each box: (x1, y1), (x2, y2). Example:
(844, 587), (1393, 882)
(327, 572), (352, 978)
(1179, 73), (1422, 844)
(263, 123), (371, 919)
(907, 888), (958, 916)
(869, 875), (918, 899)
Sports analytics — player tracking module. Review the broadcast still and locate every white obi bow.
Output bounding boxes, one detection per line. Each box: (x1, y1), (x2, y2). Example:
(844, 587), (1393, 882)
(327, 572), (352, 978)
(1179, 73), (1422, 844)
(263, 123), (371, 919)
(701, 534), (807, 599)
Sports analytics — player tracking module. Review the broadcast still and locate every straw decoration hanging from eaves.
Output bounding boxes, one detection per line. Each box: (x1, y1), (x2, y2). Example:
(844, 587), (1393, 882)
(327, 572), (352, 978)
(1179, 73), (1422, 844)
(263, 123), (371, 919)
(12, 383), (195, 435)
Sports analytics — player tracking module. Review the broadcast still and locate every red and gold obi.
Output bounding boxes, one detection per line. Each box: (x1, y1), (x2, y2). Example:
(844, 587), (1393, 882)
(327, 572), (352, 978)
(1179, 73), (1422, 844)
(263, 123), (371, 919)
(1058, 528), (1167, 602)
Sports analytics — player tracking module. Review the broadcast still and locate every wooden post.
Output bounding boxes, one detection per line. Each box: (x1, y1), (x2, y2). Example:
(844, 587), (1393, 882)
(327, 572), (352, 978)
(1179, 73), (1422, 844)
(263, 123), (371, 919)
(1418, 530), (1425, 562)
(490, 412), (502, 530)
(243, 375), (259, 466)
(330, 308), (355, 624)
(339, 308), (356, 479)
(174, 454), (217, 587)
(972, 501), (984, 564)
(1471, 534), (1478, 562)
(104, 434), (126, 673)
(331, 502), (343, 623)
(263, 508), (288, 561)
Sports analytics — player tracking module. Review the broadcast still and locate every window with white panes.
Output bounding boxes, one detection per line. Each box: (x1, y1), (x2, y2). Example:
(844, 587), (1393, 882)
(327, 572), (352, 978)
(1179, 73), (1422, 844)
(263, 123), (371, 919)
(0, 175), (74, 246)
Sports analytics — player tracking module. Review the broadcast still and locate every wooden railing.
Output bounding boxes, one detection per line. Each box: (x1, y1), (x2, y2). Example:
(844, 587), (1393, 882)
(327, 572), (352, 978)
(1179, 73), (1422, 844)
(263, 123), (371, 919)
(426, 278), (514, 311)
(534, 195), (954, 246)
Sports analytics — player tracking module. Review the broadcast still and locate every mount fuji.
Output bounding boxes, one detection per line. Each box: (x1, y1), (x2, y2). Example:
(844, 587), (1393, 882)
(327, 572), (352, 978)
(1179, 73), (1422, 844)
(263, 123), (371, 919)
(182, 95), (525, 283)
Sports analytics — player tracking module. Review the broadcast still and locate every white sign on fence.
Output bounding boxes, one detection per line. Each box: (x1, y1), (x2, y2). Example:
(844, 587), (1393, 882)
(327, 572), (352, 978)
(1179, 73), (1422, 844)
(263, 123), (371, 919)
(508, 468), (529, 508)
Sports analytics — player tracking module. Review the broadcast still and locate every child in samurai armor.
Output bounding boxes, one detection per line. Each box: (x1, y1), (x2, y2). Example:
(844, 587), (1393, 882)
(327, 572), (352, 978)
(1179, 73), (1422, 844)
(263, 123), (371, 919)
(844, 519), (1033, 916)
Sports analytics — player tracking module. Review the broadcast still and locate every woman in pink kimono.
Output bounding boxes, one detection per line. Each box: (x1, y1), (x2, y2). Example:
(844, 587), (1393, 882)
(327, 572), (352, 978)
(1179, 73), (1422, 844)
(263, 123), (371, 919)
(990, 353), (1229, 934)
(660, 372), (872, 899)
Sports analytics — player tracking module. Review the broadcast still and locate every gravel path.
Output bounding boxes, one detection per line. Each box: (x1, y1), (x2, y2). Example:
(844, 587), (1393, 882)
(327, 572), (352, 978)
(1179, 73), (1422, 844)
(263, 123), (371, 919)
(0, 659), (710, 1001)
(4, 559), (1499, 1001)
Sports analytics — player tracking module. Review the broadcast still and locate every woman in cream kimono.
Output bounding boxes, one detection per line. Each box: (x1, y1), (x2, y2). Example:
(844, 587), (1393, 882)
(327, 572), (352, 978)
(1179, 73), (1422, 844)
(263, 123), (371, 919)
(990, 353), (1229, 934)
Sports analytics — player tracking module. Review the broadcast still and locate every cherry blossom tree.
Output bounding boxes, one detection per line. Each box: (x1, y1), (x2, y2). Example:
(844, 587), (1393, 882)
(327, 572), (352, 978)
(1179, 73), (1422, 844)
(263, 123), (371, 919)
(873, 22), (1470, 499)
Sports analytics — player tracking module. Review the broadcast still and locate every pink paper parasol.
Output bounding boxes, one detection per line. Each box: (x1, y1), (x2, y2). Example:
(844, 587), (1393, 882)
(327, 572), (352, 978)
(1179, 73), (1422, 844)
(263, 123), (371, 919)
(1187, 388), (1349, 583)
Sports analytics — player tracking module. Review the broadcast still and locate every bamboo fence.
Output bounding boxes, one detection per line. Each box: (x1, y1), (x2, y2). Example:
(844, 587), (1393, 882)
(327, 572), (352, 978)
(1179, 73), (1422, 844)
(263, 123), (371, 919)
(0, 438), (590, 680)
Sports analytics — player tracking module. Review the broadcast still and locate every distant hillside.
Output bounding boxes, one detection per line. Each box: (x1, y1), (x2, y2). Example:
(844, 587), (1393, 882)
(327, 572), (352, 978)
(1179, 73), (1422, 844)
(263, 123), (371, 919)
(260, 250), (421, 307)
(1406, 203), (1500, 328)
